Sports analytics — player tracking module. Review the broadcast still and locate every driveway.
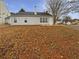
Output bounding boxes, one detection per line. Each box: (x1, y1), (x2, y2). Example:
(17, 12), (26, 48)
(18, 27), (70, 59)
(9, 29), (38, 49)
(69, 25), (79, 30)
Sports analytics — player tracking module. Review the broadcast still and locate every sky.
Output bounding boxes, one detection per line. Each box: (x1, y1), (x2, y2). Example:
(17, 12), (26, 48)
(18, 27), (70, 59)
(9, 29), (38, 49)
(4, 0), (79, 19)
(5, 0), (46, 12)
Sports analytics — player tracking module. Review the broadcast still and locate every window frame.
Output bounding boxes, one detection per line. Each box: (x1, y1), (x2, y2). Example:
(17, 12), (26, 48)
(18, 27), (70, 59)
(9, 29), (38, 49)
(40, 17), (48, 23)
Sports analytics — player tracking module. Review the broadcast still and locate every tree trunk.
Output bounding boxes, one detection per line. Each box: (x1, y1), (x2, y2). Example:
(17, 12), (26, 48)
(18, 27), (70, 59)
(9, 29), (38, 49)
(53, 15), (58, 25)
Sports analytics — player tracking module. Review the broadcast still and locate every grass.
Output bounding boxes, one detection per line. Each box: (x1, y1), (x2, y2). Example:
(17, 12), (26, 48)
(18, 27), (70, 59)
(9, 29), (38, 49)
(0, 25), (79, 59)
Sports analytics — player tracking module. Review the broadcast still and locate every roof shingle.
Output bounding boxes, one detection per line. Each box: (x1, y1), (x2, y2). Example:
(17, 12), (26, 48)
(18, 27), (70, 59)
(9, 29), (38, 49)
(10, 9), (52, 17)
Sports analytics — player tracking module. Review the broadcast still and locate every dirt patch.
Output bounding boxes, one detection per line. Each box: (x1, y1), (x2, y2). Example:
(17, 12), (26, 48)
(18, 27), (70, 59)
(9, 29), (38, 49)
(0, 26), (79, 59)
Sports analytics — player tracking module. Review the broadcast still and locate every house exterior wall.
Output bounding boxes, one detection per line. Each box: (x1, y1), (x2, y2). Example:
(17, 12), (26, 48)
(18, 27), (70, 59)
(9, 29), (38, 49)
(8, 16), (53, 25)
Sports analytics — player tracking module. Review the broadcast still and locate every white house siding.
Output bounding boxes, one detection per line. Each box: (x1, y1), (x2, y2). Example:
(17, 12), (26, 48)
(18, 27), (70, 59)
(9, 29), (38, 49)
(8, 16), (53, 25)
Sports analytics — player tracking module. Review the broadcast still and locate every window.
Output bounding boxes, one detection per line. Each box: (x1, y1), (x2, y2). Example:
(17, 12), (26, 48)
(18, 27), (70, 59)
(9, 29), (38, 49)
(40, 18), (42, 23)
(45, 18), (48, 22)
(14, 18), (17, 23)
(25, 20), (27, 23)
(40, 18), (48, 23)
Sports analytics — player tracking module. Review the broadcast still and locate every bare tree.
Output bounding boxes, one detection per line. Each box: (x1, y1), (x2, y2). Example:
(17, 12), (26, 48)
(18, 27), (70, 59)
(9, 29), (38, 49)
(46, 0), (79, 24)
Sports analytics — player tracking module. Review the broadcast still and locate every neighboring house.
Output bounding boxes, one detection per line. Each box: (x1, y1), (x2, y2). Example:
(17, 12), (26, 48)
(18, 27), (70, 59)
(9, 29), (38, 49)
(63, 21), (72, 25)
(6, 9), (53, 25)
(62, 19), (72, 25)
(0, 0), (10, 24)
(72, 19), (79, 25)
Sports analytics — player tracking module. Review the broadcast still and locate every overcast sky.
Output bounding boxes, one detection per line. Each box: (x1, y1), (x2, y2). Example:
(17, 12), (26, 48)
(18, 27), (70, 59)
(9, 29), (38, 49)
(4, 0), (79, 19)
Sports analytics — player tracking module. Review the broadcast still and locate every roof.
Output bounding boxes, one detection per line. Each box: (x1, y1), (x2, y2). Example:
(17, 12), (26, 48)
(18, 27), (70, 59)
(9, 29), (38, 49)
(10, 9), (52, 17)
(19, 8), (26, 12)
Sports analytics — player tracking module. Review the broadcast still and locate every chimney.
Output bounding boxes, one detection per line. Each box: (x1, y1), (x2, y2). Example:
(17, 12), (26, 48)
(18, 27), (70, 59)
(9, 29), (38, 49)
(34, 12), (37, 15)
(34, 5), (37, 15)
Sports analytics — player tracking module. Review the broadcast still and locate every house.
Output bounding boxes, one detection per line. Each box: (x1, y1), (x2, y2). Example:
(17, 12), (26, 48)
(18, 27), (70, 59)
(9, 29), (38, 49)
(72, 19), (79, 25)
(0, 0), (53, 26)
(62, 19), (72, 25)
(6, 9), (53, 25)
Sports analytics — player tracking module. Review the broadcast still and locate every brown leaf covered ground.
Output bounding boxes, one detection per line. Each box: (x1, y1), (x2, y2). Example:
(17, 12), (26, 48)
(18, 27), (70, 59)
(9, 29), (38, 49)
(0, 25), (79, 59)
